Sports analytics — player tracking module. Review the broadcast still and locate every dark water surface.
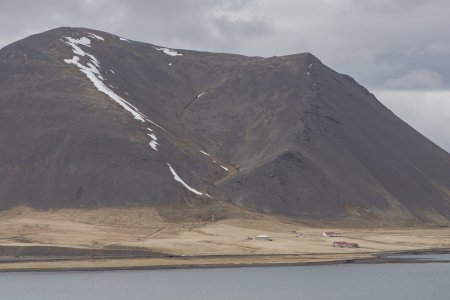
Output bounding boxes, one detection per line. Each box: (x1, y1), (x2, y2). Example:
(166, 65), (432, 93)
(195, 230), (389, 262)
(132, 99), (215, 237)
(385, 253), (450, 260)
(1, 257), (450, 300)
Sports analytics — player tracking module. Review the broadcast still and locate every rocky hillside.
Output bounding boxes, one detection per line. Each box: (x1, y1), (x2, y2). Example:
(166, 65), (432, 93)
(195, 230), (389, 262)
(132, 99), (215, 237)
(1, 27), (449, 221)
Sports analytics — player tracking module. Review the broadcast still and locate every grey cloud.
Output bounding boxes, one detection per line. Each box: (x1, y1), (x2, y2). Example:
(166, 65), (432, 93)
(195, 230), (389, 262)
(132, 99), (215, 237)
(375, 46), (450, 89)
(375, 90), (450, 152)
(384, 69), (444, 89)
(0, 0), (260, 51)
(212, 15), (273, 38)
(406, 42), (450, 56)
(350, 0), (435, 13)
(2, 0), (450, 90)
(213, 0), (256, 10)
(208, 15), (273, 51)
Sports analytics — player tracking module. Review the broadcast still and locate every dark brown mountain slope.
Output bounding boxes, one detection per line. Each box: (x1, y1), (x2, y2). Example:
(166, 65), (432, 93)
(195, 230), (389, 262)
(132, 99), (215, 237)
(0, 27), (449, 221)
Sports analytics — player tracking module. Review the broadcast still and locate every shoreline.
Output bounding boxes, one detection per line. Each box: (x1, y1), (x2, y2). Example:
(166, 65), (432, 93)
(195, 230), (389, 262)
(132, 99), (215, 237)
(0, 248), (449, 273)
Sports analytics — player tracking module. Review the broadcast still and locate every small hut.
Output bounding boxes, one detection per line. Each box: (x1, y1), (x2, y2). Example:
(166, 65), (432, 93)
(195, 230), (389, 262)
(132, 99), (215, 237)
(255, 234), (272, 241)
(322, 232), (343, 237)
(332, 241), (359, 248)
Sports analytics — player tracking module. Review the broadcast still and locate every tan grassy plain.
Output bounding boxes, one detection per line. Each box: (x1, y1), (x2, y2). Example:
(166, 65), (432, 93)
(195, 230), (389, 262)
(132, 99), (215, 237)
(0, 205), (449, 271)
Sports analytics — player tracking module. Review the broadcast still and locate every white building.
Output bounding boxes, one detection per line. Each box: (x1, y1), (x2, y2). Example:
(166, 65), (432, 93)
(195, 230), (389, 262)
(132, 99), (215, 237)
(255, 234), (272, 241)
(322, 232), (343, 237)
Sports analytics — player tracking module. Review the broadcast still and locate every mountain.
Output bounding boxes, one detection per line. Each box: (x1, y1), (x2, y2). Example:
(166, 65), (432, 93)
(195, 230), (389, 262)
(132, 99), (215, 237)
(0, 27), (449, 222)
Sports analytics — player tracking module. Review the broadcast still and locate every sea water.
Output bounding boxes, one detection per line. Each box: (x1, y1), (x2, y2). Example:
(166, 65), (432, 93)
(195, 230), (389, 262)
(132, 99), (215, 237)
(1, 255), (449, 300)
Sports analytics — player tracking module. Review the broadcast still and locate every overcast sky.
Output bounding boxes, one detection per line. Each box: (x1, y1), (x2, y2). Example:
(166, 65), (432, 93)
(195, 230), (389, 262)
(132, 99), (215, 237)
(1, 0), (449, 152)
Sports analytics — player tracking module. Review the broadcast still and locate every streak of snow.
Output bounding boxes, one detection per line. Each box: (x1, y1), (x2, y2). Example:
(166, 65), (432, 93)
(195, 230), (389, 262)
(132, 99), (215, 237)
(146, 128), (158, 151)
(149, 140), (159, 151)
(197, 91), (206, 98)
(167, 163), (203, 195)
(220, 165), (229, 172)
(66, 36), (91, 46)
(64, 56), (79, 65)
(119, 37), (131, 42)
(63, 36), (162, 126)
(110, 69), (115, 74)
(168, 62), (172, 66)
(88, 33), (104, 41)
(64, 35), (167, 154)
(64, 36), (213, 195)
(147, 132), (157, 140)
(145, 117), (166, 131)
(154, 46), (182, 57)
(205, 193), (212, 198)
(64, 54), (146, 122)
(147, 131), (159, 151)
(87, 54), (100, 68)
(199, 150), (210, 156)
(64, 36), (91, 56)
(64, 37), (100, 69)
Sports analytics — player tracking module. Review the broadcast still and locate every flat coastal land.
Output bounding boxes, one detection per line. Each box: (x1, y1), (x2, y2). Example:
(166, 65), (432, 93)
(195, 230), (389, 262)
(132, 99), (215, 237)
(0, 206), (449, 271)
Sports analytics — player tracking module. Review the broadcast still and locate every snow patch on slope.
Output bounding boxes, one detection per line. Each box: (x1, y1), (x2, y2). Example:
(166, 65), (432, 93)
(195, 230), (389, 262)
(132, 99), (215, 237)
(63, 36), (160, 124)
(167, 163), (203, 195)
(147, 128), (159, 151)
(149, 140), (159, 151)
(88, 33), (104, 41)
(63, 35), (162, 154)
(63, 35), (213, 196)
(64, 37), (91, 56)
(154, 46), (182, 57)
(64, 53), (145, 121)
(199, 150), (210, 156)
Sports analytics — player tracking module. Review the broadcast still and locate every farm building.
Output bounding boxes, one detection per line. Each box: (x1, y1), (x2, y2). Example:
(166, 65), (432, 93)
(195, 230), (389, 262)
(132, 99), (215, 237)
(255, 234), (272, 241)
(332, 241), (359, 248)
(322, 232), (343, 237)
